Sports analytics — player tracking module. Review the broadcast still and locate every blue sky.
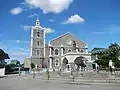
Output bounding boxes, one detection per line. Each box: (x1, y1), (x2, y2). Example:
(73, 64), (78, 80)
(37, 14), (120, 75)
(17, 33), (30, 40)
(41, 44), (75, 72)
(0, 0), (120, 63)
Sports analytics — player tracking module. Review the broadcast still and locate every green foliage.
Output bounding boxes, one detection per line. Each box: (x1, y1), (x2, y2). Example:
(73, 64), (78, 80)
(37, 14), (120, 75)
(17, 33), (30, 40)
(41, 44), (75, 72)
(30, 63), (35, 69)
(108, 43), (119, 49)
(10, 60), (20, 66)
(94, 43), (120, 68)
(5, 63), (20, 74)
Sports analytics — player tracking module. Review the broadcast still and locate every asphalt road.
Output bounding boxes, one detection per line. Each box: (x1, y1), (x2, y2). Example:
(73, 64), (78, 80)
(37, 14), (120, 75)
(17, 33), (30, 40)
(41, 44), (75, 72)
(0, 75), (120, 90)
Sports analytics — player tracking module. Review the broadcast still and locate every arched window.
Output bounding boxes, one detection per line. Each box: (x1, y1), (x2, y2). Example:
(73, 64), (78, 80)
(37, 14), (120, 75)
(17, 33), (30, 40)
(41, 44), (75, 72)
(37, 41), (39, 46)
(80, 50), (84, 53)
(51, 48), (53, 55)
(77, 48), (80, 51)
(55, 49), (59, 55)
(56, 60), (59, 66)
(63, 48), (65, 54)
(37, 32), (40, 37)
(68, 49), (72, 52)
(37, 50), (39, 55)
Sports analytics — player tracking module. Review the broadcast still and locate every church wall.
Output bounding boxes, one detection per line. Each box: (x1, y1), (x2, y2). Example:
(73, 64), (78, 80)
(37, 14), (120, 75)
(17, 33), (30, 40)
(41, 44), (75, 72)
(28, 18), (92, 70)
(30, 57), (44, 67)
(50, 33), (86, 48)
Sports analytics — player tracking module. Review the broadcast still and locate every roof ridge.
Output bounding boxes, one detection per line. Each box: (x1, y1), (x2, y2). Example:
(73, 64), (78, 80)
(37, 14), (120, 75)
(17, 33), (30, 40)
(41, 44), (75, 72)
(49, 32), (72, 44)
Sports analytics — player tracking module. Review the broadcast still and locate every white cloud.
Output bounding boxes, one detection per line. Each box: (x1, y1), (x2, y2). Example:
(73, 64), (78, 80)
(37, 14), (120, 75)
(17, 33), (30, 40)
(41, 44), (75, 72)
(20, 48), (25, 51)
(10, 7), (23, 15)
(20, 25), (32, 31)
(20, 24), (54, 34)
(15, 40), (30, 44)
(63, 14), (84, 24)
(16, 40), (20, 44)
(20, 2), (26, 5)
(10, 52), (28, 56)
(28, 13), (38, 18)
(108, 25), (120, 34)
(24, 0), (73, 14)
(49, 19), (54, 22)
(43, 27), (55, 34)
(9, 51), (29, 63)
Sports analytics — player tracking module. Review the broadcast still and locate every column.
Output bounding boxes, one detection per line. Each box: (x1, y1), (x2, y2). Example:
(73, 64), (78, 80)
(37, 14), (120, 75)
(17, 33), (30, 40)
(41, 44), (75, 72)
(61, 45), (64, 56)
(79, 66), (81, 71)
(76, 46), (79, 52)
(76, 48), (79, 52)
(30, 27), (34, 56)
(61, 47), (64, 56)
(85, 45), (88, 53)
(49, 58), (52, 68)
(49, 47), (52, 56)
(85, 49), (88, 53)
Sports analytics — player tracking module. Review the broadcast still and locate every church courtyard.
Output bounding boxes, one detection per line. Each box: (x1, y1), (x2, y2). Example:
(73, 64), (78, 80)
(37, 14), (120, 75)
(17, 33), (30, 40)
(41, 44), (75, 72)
(1, 71), (120, 90)
(0, 74), (120, 90)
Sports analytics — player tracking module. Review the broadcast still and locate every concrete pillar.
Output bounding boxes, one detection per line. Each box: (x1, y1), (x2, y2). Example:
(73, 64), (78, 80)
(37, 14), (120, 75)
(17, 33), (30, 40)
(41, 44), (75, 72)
(61, 47), (64, 56)
(76, 48), (79, 52)
(79, 66), (81, 71)
(49, 58), (52, 68)
(85, 45), (88, 53)
(86, 49), (88, 53)
(49, 47), (52, 56)
(66, 65), (67, 72)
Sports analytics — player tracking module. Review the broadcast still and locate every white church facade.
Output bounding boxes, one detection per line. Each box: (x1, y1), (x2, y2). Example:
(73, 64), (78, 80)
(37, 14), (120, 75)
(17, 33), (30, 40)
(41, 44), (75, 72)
(24, 18), (92, 72)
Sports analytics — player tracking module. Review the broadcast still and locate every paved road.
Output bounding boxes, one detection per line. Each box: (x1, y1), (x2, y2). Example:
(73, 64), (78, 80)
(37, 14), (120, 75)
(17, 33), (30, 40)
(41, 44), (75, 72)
(0, 75), (120, 90)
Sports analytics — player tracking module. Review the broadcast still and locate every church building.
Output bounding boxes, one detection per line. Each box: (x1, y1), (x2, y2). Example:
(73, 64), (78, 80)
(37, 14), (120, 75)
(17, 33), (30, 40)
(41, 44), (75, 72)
(25, 18), (92, 72)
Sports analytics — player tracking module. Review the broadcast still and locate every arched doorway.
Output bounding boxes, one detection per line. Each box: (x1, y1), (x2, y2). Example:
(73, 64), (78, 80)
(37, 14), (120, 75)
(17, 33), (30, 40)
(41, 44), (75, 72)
(74, 56), (87, 71)
(62, 57), (69, 71)
(63, 57), (68, 65)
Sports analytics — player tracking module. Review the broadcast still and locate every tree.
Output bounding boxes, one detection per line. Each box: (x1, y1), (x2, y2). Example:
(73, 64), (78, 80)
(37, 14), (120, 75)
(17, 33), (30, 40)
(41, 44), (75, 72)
(95, 43), (120, 68)
(5, 63), (20, 74)
(10, 60), (20, 67)
(108, 43), (119, 49)
(107, 43), (120, 67)
(30, 63), (35, 69)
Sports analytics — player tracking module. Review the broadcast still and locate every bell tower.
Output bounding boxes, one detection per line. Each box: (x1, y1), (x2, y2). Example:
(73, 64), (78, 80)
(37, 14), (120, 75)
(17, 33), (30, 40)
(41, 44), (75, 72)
(30, 17), (45, 67)
(36, 16), (40, 26)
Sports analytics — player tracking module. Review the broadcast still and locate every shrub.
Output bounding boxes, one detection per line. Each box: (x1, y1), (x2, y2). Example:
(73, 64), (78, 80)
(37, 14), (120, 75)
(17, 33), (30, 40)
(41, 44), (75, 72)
(30, 63), (35, 69)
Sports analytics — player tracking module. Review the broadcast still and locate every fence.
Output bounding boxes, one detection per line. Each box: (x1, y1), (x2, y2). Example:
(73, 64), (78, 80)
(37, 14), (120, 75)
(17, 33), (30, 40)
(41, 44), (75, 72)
(20, 70), (120, 83)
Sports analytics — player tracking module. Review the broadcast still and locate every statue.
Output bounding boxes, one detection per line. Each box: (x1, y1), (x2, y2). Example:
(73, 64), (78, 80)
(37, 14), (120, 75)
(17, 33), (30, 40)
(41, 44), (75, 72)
(109, 60), (115, 75)
(73, 40), (76, 52)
